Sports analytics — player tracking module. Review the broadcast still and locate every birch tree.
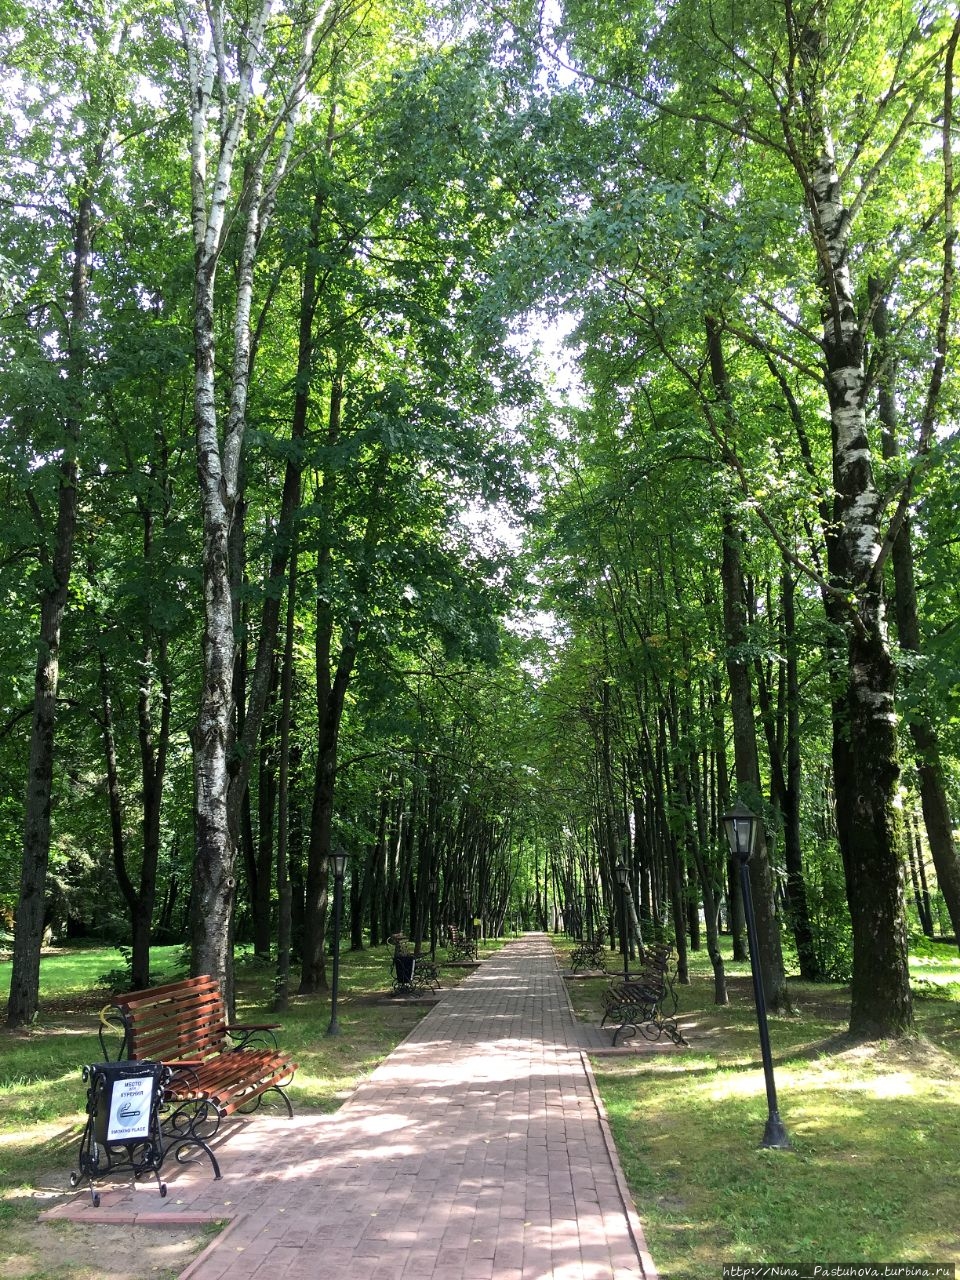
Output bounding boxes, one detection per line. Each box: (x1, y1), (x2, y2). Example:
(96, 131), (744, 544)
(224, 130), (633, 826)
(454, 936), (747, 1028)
(175, 0), (335, 1005)
(544, 0), (959, 1037)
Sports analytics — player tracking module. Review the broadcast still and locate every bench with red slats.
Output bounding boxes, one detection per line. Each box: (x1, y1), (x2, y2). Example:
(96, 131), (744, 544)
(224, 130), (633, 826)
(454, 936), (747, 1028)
(100, 974), (297, 1178)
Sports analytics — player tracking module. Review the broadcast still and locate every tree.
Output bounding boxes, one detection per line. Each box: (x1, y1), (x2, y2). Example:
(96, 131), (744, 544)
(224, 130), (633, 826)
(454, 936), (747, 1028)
(175, 0), (336, 1008)
(3, 2), (133, 1024)
(531, 0), (960, 1036)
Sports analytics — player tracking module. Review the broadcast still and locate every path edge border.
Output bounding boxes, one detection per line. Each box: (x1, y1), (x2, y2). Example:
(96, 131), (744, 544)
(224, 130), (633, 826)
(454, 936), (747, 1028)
(177, 1212), (247, 1280)
(552, 943), (660, 1280)
(579, 1045), (660, 1280)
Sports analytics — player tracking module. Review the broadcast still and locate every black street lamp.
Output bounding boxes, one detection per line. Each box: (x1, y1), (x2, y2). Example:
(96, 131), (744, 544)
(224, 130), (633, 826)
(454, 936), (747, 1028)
(615, 860), (630, 980)
(326, 847), (349, 1038)
(722, 802), (791, 1150)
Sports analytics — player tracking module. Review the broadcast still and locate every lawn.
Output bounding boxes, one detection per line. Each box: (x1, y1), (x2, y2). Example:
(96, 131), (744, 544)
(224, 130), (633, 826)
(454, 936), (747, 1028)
(560, 937), (960, 1278)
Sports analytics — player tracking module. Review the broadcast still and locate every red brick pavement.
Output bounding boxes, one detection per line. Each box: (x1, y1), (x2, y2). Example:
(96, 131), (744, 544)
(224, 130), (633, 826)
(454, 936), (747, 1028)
(43, 934), (658, 1279)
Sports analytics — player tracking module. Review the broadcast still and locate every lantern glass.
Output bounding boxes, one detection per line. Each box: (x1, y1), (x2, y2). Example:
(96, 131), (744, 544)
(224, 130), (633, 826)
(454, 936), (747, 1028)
(722, 803), (758, 862)
(331, 848), (348, 878)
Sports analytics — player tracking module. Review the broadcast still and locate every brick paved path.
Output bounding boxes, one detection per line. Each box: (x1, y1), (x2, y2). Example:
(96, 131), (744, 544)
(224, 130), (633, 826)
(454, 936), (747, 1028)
(46, 934), (657, 1280)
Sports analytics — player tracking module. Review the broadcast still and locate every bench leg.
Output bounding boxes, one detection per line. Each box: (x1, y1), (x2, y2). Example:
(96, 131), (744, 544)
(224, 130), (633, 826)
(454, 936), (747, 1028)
(163, 1100), (223, 1180)
(641, 1013), (687, 1046)
(236, 1082), (295, 1119)
(612, 1021), (638, 1047)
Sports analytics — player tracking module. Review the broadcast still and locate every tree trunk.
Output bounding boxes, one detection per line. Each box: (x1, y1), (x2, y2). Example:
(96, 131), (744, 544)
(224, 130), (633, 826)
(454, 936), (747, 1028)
(253, 667), (279, 957)
(98, 627), (171, 993)
(707, 316), (788, 1011)
(780, 569), (820, 979)
(719, 510), (789, 1010)
(274, 534), (298, 1011)
(705, 628), (747, 961)
(225, 115), (337, 869)
(7, 165), (98, 1026)
(794, 57), (911, 1034)
(299, 441), (388, 992)
(178, 0), (325, 1015)
(753, 572), (820, 980)
(906, 811), (934, 937)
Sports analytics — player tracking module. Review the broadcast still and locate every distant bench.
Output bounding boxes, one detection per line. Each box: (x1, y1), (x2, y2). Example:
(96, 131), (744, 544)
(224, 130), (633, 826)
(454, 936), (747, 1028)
(569, 935), (608, 973)
(600, 945), (686, 1047)
(99, 974), (297, 1178)
(446, 925), (478, 962)
(388, 934), (441, 995)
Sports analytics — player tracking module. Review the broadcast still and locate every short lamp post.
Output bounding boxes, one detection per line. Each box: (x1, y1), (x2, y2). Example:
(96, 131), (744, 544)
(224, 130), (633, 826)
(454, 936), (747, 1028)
(429, 875), (438, 961)
(615, 860), (630, 980)
(326, 847), (348, 1038)
(722, 802), (791, 1150)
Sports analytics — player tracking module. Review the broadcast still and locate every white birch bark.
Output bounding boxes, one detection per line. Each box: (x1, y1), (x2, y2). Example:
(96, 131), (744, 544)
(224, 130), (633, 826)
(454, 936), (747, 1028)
(175, 0), (329, 1001)
(795, 36), (912, 1035)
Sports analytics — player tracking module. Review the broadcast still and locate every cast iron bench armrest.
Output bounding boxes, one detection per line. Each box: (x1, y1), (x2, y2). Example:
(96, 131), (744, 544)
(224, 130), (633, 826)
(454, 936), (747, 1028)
(226, 1022), (281, 1051)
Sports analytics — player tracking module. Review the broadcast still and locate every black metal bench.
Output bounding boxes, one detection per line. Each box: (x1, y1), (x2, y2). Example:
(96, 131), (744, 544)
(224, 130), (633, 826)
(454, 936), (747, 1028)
(570, 935), (608, 973)
(600, 947), (686, 1046)
(446, 925), (479, 961)
(388, 934), (441, 995)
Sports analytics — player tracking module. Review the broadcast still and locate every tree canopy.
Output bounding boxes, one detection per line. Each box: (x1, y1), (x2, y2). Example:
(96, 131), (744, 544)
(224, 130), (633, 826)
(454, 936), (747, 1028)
(3, 0), (960, 1040)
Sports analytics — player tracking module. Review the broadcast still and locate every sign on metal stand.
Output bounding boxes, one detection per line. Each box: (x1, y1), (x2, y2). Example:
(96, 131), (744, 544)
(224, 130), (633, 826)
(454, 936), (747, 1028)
(71, 1061), (170, 1206)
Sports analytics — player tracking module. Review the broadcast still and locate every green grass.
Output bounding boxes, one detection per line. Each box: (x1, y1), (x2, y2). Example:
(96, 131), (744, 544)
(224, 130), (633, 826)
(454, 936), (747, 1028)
(0, 938), (492, 1279)
(559, 936), (960, 1277)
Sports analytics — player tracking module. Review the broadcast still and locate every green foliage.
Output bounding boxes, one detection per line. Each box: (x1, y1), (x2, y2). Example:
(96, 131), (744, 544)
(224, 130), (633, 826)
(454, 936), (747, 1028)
(94, 945), (135, 992)
(804, 843), (855, 982)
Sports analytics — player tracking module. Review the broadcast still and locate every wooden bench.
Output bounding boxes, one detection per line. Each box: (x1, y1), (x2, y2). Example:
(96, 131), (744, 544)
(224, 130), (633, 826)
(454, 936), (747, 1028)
(446, 925), (479, 962)
(600, 947), (686, 1047)
(99, 974), (297, 1178)
(388, 934), (441, 995)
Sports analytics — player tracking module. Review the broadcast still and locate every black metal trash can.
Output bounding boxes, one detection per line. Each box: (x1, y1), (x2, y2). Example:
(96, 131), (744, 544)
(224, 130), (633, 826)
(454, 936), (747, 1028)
(71, 1060), (169, 1206)
(393, 954), (416, 989)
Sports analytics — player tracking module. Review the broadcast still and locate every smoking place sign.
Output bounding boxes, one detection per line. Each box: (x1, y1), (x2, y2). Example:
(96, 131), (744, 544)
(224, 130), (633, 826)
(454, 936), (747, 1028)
(105, 1074), (153, 1143)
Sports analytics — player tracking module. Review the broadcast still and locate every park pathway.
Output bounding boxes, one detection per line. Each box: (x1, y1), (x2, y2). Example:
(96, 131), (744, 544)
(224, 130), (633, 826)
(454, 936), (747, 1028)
(45, 933), (658, 1280)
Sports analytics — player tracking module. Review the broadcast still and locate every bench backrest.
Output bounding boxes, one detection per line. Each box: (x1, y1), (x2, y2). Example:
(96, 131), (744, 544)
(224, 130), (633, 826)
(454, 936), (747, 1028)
(111, 975), (229, 1063)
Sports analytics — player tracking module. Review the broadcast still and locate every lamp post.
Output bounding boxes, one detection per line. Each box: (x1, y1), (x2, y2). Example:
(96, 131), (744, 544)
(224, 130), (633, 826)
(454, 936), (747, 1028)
(429, 875), (438, 961)
(326, 847), (348, 1038)
(615, 860), (630, 979)
(722, 802), (791, 1150)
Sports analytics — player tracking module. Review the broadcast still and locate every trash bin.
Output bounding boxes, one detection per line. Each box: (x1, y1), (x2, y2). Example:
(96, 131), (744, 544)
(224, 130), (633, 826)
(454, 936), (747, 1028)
(70, 1061), (169, 1206)
(393, 954), (416, 989)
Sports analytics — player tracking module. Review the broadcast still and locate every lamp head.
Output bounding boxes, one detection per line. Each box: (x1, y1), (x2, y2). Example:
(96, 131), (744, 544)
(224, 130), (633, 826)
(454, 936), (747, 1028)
(722, 802), (759, 864)
(331, 846), (348, 878)
(615, 860), (629, 888)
